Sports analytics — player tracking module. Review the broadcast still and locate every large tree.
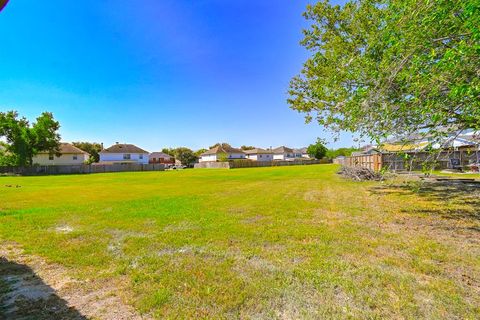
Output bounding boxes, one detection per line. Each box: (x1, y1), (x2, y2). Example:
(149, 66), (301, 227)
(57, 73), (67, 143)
(307, 139), (328, 159)
(0, 111), (61, 166)
(173, 147), (198, 166)
(289, 0), (480, 144)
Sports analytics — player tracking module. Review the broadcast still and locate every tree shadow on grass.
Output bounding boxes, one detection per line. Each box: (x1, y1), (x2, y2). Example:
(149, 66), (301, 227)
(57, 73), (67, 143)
(370, 180), (480, 225)
(0, 257), (88, 320)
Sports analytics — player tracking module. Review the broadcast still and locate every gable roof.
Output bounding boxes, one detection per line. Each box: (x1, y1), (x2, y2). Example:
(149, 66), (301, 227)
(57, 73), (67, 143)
(272, 146), (294, 153)
(37, 143), (89, 155)
(243, 148), (273, 155)
(293, 147), (308, 154)
(100, 144), (149, 154)
(201, 145), (245, 156)
(150, 152), (172, 159)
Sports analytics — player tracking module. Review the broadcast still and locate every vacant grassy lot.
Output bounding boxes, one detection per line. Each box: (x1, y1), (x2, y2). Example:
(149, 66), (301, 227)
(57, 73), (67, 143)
(1, 165), (479, 319)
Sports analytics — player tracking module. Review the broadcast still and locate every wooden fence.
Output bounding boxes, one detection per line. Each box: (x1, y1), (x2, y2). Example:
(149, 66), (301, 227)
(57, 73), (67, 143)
(194, 159), (330, 169)
(0, 163), (165, 176)
(337, 150), (480, 172)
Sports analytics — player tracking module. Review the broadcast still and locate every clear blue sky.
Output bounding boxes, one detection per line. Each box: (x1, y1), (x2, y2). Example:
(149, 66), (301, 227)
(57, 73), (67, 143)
(0, 0), (356, 151)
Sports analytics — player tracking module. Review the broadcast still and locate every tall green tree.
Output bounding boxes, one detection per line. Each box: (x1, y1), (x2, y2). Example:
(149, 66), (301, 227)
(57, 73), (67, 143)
(307, 139), (328, 159)
(0, 111), (61, 166)
(72, 142), (102, 163)
(289, 0), (480, 144)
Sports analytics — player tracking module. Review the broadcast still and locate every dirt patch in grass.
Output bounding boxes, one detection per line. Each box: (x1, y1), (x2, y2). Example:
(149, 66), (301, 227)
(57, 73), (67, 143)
(0, 243), (146, 320)
(54, 225), (74, 234)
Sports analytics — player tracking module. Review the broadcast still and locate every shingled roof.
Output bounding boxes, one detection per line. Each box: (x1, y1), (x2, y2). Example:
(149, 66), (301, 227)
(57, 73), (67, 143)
(201, 145), (245, 156)
(37, 143), (89, 155)
(243, 148), (273, 155)
(150, 152), (172, 159)
(272, 146), (294, 153)
(100, 144), (149, 154)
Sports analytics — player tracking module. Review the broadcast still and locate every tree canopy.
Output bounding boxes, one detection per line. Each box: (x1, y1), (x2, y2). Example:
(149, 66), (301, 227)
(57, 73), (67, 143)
(173, 147), (198, 165)
(209, 142), (231, 149)
(307, 139), (328, 159)
(289, 0), (480, 144)
(0, 111), (61, 166)
(326, 147), (359, 159)
(72, 142), (102, 163)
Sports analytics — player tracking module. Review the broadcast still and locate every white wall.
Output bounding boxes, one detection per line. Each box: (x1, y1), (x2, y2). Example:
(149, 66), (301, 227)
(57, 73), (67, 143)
(99, 153), (149, 164)
(247, 154), (273, 161)
(227, 153), (245, 159)
(33, 153), (89, 165)
(199, 154), (217, 162)
(273, 153), (294, 161)
(200, 153), (245, 162)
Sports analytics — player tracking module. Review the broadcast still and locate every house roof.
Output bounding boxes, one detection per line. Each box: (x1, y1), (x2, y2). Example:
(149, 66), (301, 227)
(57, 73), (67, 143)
(150, 152), (172, 158)
(293, 147), (307, 154)
(100, 144), (149, 154)
(37, 143), (89, 155)
(272, 146), (294, 153)
(243, 148), (273, 155)
(201, 145), (245, 156)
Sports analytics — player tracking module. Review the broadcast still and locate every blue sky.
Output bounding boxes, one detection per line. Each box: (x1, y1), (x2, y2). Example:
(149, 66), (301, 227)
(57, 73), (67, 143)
(0, 0), (355, 151)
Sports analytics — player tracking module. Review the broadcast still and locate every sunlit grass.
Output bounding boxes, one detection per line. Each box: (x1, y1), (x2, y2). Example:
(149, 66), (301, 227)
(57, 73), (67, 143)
(1, 165), (479, 318)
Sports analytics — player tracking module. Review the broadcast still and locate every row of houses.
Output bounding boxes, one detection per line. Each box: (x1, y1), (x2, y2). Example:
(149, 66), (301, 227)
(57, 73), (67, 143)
(30, 143), (311, 166)
(198, 146), (310, 162)
(337, 130), (480, 171)
(32, 143), (173, 166)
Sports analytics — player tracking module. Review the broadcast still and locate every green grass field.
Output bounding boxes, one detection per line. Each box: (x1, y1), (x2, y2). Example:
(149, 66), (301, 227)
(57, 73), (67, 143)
(1, 164), (479, 319)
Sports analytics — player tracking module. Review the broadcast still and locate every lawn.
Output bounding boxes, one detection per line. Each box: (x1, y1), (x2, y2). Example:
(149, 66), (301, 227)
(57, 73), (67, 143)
(0, 164), (479, 319)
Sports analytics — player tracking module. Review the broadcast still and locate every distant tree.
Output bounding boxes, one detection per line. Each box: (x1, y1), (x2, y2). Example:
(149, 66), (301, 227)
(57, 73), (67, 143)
(326, 147), (359, 159)
(195, 148), (208, 157)
(289, 0), (480, 145)
(307, 139), (328, 159)
(217, 152), (229, 162)
(0, 111), (61, 166)
(209, 142), (231, 149)
(161, 148), (176, 156)
(72, 142), (102, 163)
(0, 141), (13, 166)
(240, 145), (255, 150)
(173, 147), (197, 165)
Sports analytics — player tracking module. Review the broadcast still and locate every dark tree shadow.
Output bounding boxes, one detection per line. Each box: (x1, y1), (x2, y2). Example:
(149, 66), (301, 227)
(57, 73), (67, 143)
(0, 257), (88, 320)
(370, 179), (480, 223)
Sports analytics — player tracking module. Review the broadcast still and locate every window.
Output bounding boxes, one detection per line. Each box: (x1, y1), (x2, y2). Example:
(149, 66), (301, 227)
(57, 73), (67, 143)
(139, 154), (143, 159)
(73, 155), (78, 160)
(260, 155), (263, 158)
(123, 154), (131, 160)
(49, 154), (54, 160)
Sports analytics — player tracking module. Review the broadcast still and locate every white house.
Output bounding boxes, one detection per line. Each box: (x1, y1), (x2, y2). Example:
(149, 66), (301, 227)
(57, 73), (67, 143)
(272, 146), (295, 161)
(199, 145), (245, 162)
(244, 148), (273, 161)
(293, 147), (310, 159)
(33, 143), (89, 165)
(99, 143), (149, 164)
